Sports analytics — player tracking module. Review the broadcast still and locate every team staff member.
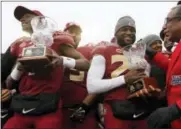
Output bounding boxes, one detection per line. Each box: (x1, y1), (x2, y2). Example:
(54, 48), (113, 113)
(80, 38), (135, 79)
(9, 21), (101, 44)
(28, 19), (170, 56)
(147, 5), (181, 129)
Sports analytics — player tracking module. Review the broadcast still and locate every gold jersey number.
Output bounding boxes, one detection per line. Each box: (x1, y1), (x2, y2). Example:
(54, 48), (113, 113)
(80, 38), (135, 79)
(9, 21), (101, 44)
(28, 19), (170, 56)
(69, 69), (85, 82)
(111, 55), (129, 78)
(69, 54), (128, 81)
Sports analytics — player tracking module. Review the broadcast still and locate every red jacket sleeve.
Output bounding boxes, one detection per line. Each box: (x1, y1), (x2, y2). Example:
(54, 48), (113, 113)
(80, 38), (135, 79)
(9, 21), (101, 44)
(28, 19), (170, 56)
(176, 99), (181, 110)
(152, 52), (169, 72)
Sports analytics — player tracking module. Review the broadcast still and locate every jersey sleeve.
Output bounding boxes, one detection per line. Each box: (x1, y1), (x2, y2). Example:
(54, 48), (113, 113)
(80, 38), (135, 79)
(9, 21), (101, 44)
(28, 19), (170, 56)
(10, 37), (31, 57)
(10, 40), (20, 57)
(51, 31), (75, 52)
(77, 46), (94, 61)
(91, 46), (106, 58)
(2, 39), (21, 83)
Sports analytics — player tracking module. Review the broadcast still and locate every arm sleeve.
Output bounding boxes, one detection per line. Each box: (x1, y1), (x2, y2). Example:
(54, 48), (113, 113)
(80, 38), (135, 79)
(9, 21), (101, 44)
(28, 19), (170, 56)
(86, 55), (125, 94)
(152, 52), (169, 72)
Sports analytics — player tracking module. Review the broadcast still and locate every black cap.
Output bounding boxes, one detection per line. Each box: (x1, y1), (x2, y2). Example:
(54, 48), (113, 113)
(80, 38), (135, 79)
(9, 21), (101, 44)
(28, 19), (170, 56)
(14, 6), (43, 21)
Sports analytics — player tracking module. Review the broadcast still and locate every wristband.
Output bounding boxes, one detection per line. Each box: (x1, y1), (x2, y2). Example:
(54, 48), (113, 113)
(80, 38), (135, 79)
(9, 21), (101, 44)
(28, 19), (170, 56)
(62, 56), (76, 69)
(10, 64), (23, 80)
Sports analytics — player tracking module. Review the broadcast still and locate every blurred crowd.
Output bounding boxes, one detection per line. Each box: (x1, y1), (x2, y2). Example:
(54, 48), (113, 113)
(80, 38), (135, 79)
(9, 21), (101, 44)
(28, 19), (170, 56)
(1, 1), (181, 129)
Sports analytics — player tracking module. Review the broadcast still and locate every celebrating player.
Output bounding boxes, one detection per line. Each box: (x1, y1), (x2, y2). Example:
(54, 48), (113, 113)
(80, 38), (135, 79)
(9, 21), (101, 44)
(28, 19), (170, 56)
(2, 6), (89, 129)
(86, 16), (153, 129)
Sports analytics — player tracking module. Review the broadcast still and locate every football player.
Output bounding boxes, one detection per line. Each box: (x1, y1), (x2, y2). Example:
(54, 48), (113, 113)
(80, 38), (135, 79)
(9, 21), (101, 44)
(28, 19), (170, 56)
(86, 16), (158, 129)
(2, 6), (89, 129)
(61, 23), (104, 129)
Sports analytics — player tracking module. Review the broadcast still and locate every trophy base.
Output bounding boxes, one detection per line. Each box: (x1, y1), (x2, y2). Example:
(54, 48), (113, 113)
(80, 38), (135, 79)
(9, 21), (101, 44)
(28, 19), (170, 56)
(127, 77), (159, 99)
(18, 56), (50, 66)
(17, 46), (54, 73)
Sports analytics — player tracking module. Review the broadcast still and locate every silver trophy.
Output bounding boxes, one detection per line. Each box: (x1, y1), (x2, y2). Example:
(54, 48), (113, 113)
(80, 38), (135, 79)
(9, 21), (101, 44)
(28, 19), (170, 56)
(18, 16), (58, 73)
(123, 41), (147, 70)
(30, 16), (58, 47)
(123, 41), (158, 97)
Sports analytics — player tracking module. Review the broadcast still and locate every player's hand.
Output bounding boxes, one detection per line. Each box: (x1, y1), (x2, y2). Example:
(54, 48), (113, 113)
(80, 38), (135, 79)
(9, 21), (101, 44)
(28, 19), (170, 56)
(124, 69), (146, 84)
(69, 103), (90, 123)
(127, 85), (161, 99)
(46, 56), (63, 68)
(45, 52), (63, 69)
(5, 76), (17, 89)
(1, 89), (12, 102)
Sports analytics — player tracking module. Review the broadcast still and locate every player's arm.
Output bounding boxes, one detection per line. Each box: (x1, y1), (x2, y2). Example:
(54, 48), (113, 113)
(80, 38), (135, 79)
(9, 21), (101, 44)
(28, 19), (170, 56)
(1, 47), (17, 83)
(60, 44), (90, 71)
(52, 31), (89, 71)
(82, 94), (97, 106)
(87, 55), (146, 94)
(87, 55), (126, 94)
(2, 38), (29, 88)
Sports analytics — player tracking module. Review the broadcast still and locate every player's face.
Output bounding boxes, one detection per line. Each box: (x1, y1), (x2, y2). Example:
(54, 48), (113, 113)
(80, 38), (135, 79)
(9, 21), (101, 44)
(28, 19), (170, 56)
(67, 27), (82, 48)
(116, 26), (136, 47)
(150, 40), (162, 52)
(20, 14), (36, 33)
(164, 8), (181, 43)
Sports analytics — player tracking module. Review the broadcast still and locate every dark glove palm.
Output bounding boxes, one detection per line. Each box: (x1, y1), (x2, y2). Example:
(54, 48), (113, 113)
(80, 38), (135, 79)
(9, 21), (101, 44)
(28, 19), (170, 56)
(69, 103), (89, 123)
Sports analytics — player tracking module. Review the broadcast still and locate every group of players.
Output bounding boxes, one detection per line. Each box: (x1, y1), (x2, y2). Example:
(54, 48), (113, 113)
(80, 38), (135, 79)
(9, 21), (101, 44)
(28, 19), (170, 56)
(1, 2), (181, 129)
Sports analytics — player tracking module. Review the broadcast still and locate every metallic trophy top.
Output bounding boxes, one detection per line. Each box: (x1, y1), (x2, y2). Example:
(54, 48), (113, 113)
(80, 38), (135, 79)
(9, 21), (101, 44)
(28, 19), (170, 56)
(31, 16), (58, 47)
(123, 41), (147, 70)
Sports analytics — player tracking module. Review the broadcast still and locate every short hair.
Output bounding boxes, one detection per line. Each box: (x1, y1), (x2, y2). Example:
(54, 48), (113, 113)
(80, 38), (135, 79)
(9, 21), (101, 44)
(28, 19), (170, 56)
(171, 5), (181, 16)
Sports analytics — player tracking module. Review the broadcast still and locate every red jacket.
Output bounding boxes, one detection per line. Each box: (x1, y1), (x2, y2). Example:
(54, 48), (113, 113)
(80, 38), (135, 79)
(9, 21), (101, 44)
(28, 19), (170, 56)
(152, 41), (181, 109)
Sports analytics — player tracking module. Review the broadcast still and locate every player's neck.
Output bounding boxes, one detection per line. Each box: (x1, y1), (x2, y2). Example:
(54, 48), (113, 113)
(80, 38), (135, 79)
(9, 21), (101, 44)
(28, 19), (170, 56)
(22, 31), (31, 37)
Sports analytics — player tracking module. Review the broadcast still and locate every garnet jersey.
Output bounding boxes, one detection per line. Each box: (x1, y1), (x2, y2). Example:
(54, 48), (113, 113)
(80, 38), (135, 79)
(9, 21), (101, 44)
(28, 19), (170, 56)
(9, 31), (75, 95)
(92, 44), (130, 101)
(10, 31), (75, 57)
(61, 44), (95, 105)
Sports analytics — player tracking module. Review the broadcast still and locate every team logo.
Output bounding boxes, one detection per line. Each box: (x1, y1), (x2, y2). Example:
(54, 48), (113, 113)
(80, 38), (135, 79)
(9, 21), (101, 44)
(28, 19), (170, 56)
(171, 75), (181, 86)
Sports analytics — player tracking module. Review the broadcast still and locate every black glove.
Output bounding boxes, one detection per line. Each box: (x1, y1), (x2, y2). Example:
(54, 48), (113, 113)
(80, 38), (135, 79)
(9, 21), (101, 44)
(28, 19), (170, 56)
(147, 104), (181, 129)
(69, 103), (90, 123)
